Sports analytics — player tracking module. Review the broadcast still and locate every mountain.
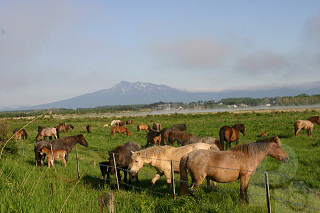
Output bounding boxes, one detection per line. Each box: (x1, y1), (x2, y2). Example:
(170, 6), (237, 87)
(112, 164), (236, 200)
(4, 81), (320, 110)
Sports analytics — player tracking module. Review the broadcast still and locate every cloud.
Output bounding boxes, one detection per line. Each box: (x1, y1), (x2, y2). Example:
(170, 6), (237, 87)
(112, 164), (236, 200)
(151, 38), (232, 71)
(236, 51), (288, 74)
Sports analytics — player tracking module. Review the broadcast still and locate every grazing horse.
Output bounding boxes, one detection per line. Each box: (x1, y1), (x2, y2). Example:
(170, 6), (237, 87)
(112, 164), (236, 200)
(126, 120), (133, 124)
(187, 136), (222, 150)
(86, 125), (91, 133)
(13, 129), (28, 141)
(108, 141), (141, 189)
(167, 130), (193, 146)
(56, 123), (74, 133)
(129, 143), (220, 188)
(111, 126), (131, 136)
(180, 136), (288, 203)
(219, 124), (246, 150)
(146, 130), (162, 147)
(137, 124), (150, 131)
(111, 120), (121, 126)
(36, 128), (59, 142)
(40, 147), (67, 168)
(152, 122), (161, 131)
(294, 116), (320, 138)
(34, 134), (88, 166)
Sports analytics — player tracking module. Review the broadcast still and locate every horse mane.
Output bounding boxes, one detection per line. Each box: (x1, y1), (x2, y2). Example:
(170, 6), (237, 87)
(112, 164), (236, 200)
(137, 146), (171, 159)
(232, 124), (245, 130)
(230, 136), (280, 157)
(307, 116), (320, 124)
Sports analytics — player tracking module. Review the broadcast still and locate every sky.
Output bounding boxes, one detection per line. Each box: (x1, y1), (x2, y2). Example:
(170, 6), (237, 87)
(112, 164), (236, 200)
(1, 0), (320, 108)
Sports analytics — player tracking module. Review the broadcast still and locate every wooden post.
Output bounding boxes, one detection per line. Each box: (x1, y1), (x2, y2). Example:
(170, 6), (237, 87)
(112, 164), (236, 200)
(112, 153), (120, 192)
(21, 139), (25, 160)
(171, 160), (176, 199)
(50, 144), (57, 173)
(50, 182), (53, 197)
(264, 172), (272, 213)
(107, 192), (115, 213)
(99, 196), (103, 213)
(76, 148), (80, 179)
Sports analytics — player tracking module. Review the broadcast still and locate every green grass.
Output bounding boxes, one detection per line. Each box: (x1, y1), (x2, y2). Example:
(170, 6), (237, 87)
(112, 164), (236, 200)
(1, 109), (320, 212)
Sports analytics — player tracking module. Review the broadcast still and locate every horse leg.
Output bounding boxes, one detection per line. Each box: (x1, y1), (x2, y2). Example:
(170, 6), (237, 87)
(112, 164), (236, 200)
(240, 175), (250, 204)
(151, 170), (163, 188)
(164, 170), (172, 188)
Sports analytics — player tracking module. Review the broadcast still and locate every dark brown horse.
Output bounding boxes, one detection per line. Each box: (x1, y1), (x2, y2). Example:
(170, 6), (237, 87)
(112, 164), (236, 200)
(219, 124), (246, 150)
(34, 134), (89, 166)
(86, 125), (91, 133)
(180, 136), (288, 203)
(294, 116), (320, 138)
(152, 122), (161, 131)
(159, 124), (187, 145)
(146, 129), (162, 147)
(99, 161), (122, 184)
(108, 141), (141, 189)
(167, 130), (193, 146)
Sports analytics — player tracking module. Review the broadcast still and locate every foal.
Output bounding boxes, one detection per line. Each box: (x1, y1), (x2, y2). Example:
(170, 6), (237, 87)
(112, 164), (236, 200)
(40, 147), (67, 168)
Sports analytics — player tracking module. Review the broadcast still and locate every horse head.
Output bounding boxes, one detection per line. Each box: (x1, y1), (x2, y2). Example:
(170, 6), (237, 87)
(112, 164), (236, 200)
(267, 136), (288, 163)
(129, 151), (143, 176)
(77, 134), (88, 147)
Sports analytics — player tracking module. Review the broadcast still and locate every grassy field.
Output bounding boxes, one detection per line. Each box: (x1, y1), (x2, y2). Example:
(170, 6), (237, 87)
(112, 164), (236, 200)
(0, 108), (320, 212)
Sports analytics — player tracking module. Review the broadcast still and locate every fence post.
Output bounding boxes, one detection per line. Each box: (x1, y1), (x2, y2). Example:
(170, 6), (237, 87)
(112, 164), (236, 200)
(50, 144), (57, 173)
(171, 160), (176, 199)
(264, 172), (272, 213)
(99, 196), (104, 213)
(76, 147), (80, 179)
(112, 153), (120, 192)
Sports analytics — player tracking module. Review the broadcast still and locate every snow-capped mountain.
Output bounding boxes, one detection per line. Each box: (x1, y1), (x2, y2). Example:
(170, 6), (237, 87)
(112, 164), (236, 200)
(5, 81), (320, 110)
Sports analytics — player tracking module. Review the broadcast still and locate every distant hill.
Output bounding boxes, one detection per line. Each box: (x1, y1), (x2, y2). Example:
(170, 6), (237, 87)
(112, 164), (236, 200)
(3, 81), (320, 110)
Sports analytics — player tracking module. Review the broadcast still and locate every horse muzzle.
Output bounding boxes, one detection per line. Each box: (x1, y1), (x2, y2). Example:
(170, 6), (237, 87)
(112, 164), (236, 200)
(130, 170), (137, 176)
(281, 156), (289, 163)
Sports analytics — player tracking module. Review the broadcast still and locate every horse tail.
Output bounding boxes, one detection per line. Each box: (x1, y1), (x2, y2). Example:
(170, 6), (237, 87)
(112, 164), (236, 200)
(56, 127), (60, 139)
(180, 154), (189, 195)
(219, 127), (225, 151)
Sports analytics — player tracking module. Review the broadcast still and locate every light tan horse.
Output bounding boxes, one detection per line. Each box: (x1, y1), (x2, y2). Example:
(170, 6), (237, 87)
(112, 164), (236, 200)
(180, 136), (288, 203)
(40, 147), (67, 168)
(294, 116), (320, 138)
(137, 124), (150, 131)
(36, 128), (59, 142)
(129, 143), (220, 187)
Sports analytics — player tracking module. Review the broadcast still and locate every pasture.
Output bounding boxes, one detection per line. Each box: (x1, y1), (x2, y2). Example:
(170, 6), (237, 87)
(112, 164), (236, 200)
(0, 109), (320, 212)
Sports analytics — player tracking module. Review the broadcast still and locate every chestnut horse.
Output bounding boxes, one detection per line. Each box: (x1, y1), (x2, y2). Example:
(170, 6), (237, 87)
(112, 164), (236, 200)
(137, 124), (150, 131)
(129, 143), (220, 187)
(180, 136), (288, 203)
(13, 129), (28, 141)
(40, 147), (67, 168)
(294, 116), (320, 138)
(219, 124), (246, 150)
(111, 126), (131, 136)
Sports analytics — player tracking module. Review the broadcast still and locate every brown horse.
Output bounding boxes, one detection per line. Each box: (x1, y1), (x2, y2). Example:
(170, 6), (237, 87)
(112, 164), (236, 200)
(187, 136), (222, 150)
(219, 124), (246, 150)
(34, 134), (88, 166)
(152, 122), (161, 131)
(180, 136), (288, 203)
(294, 116), (320, 138)
(13, 129), (28, 141)
(36, 128), (59, 142)
(86, 125), (91, 133)
(146, 130), (162, 147)
(111, 126), (131, 136)
(40, 147), (67, 168)
(129, 143), (220, 187)
(167, 130), (193, 146)
(108, 141), (141, 189)
(137, 124), (149, 131)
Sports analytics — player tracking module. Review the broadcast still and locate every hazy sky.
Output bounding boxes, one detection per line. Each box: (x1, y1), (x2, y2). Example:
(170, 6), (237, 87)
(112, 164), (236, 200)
(1, 0), (320, 107)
